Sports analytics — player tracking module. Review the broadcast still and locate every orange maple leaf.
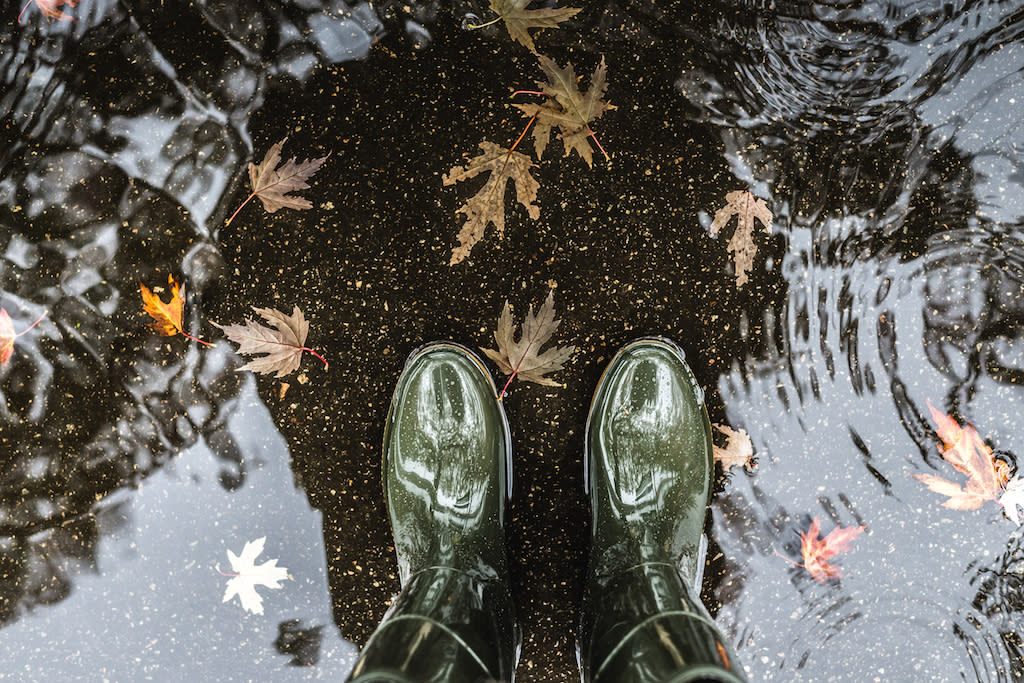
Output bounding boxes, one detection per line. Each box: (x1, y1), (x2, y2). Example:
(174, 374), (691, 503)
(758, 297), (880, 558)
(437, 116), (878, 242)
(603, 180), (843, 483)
(797, 517), (864, 584)
(0, 308), (47, 368)
(139, 275), (212, 346)
(18, 0), (78, 23)
(912, 400), (1005, 509)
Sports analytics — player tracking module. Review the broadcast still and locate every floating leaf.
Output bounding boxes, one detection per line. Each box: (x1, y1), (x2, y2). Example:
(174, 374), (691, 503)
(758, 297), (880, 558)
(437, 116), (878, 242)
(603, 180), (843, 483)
(227, 137), (329, 225)
(139, 275), (212, 346)
(0, 308), (47, 368)
(481, 290), (575, 398)
(712, 423), (755, 472)
(214, 306), (327, 378)
(708, 190), (773, 287)
(443, 141), (540, 265)
(798, 517), (864, 584)
(220, 537), (289, 615)
(912, 400), (1004, 510)
(483, 0), (580, 53)
(514, 55), (615, 167)
(18, 0), (78, 22)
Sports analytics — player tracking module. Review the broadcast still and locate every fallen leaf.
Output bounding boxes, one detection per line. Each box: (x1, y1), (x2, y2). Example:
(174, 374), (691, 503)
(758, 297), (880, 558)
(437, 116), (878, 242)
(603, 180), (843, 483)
(912, 400), (1003, 510)
(226, 137), (329, 225)
(514, 55), (615, 167)
(18, 0), (78, 22)
(139, 275), (212, 346)
(798, 517), (864, 584)
(712, 423), (755, 472)
(484, 0), (580, 52)
(443, 141), (540, 265)
(140, 275), (185, 337)
(220, 537), (289, 615)
(481, 290), (576, 397)
(1000, 475), (1024, 526)
(214, 306), (327, 378)
(708, 190), (773, 287)
(0, 308), (47, 368)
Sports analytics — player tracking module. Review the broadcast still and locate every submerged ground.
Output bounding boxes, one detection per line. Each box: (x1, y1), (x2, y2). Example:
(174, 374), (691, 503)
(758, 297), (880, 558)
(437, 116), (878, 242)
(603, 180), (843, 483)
(1, 0), (1023, 680)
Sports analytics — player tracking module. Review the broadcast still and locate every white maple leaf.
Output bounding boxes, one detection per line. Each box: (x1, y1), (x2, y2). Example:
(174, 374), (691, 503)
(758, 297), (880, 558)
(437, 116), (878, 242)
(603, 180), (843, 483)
(221, 537), (289, 615)
(1000, 475), (1024, 526)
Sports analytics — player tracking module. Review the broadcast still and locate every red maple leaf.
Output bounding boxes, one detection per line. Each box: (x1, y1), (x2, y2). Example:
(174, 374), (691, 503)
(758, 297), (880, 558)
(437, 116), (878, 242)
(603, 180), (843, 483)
(912, 400), (1006, 509)
(19, 0), (79, 23)
(796, 517), (864, 584)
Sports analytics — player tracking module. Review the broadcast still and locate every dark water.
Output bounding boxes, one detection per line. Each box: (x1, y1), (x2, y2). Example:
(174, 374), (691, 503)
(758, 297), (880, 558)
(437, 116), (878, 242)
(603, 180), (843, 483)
(2, 0), (1023, 680)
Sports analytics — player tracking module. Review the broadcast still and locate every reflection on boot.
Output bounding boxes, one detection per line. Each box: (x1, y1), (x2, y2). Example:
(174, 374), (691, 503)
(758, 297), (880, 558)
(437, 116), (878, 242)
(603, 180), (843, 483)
(349, 567), (514, 683)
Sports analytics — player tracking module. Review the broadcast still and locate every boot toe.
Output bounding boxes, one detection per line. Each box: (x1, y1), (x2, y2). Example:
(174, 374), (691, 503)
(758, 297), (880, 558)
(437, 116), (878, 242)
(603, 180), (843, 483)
(384, 343), (510, 582)
(586, 338), (713, 579)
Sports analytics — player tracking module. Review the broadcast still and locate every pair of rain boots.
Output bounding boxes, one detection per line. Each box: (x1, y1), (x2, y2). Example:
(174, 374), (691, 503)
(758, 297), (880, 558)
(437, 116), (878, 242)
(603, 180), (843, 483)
(347, 339), (746, 683)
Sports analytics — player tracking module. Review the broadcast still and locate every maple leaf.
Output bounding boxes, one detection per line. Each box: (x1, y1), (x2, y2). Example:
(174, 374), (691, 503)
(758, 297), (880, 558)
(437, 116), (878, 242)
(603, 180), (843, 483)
(712, 423), (755, 472)
(18, 0), (77, 22)
(0, 308), (47, 368)
(1000, 475), (1024, 526)
(443, 141), (540, 265)
(912, 400), (1003, 510)
(214, 306), (328, 378)
(708, 190), (773, 288)
(482, 0), (581, 53)
(514, 55), (615, 167)
(797, 517), (864, 584)
(226, 137), (329, 225)
(481, 290), (576, 398)
(139, 275), (212, 346)
(220, 537), (289, 615)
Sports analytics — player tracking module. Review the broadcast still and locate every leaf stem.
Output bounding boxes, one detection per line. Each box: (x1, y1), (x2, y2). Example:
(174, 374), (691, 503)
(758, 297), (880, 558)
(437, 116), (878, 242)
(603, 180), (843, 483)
(497, 371), (517, 401)
(13, 310), (47, 338)
(466, 15), (502, 29)
(182, 331), (215, 347)
(215, 566), (240, 577)
(301, 346), (329, 370)
(509, 113), (537, 155)
(225, 192), (256, 226)
(18, 0), (32, 22)
(587, 124), (610, 161)
(511, 90), (546, 97)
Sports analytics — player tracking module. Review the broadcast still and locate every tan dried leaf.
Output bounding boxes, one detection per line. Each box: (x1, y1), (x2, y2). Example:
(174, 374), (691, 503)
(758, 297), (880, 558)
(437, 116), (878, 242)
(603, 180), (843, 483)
(481, 291), (575, 390)
(712, 423), (755, 472)
(214, 306), (326, 378)
(708, 190), (773, 287)
(442, 141), (540, 265)
(514, 55), (615, 167)
(227, 137), (329, 225)
(487, 0), (581, 53)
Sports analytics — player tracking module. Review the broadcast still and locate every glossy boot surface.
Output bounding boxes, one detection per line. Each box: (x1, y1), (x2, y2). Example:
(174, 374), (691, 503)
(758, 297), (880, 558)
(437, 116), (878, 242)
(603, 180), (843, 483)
(581, 338), (746, 683)
(348, 343), (518, 683)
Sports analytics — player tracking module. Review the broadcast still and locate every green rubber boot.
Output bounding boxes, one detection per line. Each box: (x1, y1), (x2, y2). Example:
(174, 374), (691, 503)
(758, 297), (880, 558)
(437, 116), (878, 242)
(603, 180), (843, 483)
(348, 343), (518, 683)
(580, 338), (746, 683)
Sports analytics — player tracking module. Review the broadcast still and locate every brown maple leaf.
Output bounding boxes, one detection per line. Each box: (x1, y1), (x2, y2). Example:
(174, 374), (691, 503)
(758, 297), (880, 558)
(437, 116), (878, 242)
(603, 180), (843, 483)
(140, 275), (213, 346)
(712, 423), (756, 472)
(912, 400), (1005, 510)
(484, 0), (581, 53)
(214, 306), (327, 378)
(443, 141), (541, 265)
(797, 517), (864, 584)
(481, 290), (576, 398)
(226, 137), (329, 225)
(18, 0), (78, 22)
(0, 308), (47, 368)
(708, 190), (773, 288)
(514, 55), (615, 167)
